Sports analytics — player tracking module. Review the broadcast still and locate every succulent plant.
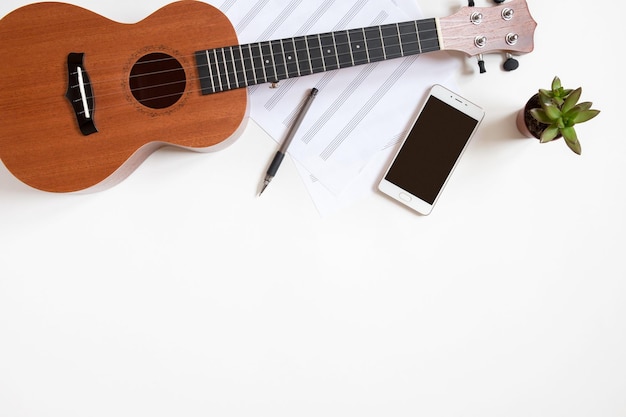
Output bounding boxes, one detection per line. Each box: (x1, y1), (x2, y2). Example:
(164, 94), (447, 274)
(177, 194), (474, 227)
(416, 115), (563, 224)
(529, 76), (600, 155)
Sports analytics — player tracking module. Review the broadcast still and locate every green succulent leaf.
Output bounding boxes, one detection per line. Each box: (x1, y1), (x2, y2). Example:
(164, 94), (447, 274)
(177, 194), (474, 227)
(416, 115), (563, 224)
(561, 126), (577, 141)
(538, 91), (553, 106)
(572, 109), (600, 124)
(570, 102), (593, 113)
(543, 103), (562, 121)
(538, 88), (551, 97)
(530, 108), (553, 124)
(562, 127), (581, 155)
(540, 125), (560, 143)
(562, 87), (582, 113)
(551, 76), (562, 91)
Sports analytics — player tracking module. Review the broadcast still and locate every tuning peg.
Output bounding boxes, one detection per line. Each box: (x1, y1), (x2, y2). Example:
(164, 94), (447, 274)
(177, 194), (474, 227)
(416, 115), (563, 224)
(477, 54), (486, 73)
(468, 0), (475, 6)
(503, 53), (519, 71)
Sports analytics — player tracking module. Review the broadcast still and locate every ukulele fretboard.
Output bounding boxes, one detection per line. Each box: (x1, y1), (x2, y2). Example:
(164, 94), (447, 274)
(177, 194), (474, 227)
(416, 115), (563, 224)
(195, 18), (440, 95)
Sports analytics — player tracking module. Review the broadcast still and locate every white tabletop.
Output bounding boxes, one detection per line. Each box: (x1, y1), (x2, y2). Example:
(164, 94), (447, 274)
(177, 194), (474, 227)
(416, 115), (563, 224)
(1, 1), (624, 416)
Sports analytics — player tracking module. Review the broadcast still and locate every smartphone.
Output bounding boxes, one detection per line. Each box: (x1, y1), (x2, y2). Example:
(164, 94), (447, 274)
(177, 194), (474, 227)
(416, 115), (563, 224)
(378, 84), (484, 215)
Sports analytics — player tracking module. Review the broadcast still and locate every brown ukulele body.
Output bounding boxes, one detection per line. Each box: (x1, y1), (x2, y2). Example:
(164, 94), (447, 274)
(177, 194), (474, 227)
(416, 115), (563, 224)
(0, 1), (247, 192)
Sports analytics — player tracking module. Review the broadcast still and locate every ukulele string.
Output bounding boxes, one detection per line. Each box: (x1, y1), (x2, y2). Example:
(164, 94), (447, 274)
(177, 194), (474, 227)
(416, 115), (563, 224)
(68, 22), (446, 86)
(72, 29), (443, 90)
(11, 14), (503, 116)
(63, 29), (444, 113)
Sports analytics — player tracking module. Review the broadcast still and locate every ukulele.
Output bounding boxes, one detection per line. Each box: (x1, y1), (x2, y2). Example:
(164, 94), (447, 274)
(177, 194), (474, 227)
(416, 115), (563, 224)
(0, 0), (536, 192)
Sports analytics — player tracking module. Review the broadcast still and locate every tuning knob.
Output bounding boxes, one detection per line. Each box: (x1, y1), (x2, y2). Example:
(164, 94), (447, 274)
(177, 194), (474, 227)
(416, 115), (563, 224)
(477, 54), (486, 73)
(503, 53), (519, 71)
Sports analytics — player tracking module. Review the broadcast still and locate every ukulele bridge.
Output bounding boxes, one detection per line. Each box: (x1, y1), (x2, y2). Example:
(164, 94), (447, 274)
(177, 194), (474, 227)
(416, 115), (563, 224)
(65, 53), (97, 136)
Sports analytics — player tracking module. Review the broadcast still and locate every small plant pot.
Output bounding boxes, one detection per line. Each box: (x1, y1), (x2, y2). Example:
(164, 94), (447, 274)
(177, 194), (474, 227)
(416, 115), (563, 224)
(516, 93), (561, 141)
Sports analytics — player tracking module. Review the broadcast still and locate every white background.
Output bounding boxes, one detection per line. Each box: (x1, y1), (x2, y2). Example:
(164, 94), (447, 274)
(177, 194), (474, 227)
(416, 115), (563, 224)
(1, 1), (624, 416)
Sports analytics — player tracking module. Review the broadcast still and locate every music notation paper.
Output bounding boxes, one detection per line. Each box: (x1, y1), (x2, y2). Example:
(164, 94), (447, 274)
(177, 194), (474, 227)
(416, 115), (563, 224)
(211, 0), (459, 216)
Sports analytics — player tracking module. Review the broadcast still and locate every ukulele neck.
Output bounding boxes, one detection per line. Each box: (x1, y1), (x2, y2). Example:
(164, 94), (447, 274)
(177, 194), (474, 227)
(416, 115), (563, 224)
(195, 18), (440, 95)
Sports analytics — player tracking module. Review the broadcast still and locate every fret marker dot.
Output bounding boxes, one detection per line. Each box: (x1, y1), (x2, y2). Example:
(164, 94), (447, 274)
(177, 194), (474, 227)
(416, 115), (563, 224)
(356, 45), (361, 49)
(265, 60), (270, 64)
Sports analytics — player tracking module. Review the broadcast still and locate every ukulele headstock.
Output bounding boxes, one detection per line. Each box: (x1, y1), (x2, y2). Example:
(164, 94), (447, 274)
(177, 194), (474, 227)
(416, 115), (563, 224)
(438, 0), (537, 57)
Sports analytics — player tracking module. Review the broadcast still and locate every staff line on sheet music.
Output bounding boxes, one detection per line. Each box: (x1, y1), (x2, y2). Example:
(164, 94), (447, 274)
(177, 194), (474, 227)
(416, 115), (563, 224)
(219, 0), (236, 13)
(296, 10), (388, 145)
(265, 0), (369, 113)
(264, 0), (342, 112)
(320, 54), (417, 161)
(277, 10), (387, 131)
(257, 0), (304, 43)
(234, 0), (271, 34)
(299, 64), (375, 145)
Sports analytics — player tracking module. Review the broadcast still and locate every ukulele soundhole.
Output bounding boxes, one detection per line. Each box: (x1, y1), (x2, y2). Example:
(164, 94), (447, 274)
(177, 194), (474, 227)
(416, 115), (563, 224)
(129, 52), (186, 109)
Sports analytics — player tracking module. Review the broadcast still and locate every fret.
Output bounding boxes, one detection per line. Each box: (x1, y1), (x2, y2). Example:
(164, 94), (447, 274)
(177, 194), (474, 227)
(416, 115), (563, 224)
(223, 47), (237, 89)
(241, 45), (256, 86)
(260, 41), (277, 82)
(215, 48), (228, 91)
(306, 35), (324, 74)
(270, 40), (287, 81)
(232, 46), (247, 87)
(215, 48), (228, 90)
(293, 36), (312, 76)
(282, 38), (299, 78)
(214, 49), (227, 91)
(379, 26), (387, 60)
(398, 21), (420, 55)
(380, 23), (402, 60)
(417, 19), (439, 52)
(249, 43), (265, 84)
(319, 32), (338, 71)
(396, 24), (405, 57)
(208, 50), (221, 92)
(333, 31), (352, 68)
(347, 28), (368, 66)
(364, 26), (384, 63)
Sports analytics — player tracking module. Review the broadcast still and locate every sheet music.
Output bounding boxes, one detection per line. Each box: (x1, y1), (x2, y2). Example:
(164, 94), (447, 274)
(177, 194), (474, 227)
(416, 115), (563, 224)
(211, 0), (459, 214)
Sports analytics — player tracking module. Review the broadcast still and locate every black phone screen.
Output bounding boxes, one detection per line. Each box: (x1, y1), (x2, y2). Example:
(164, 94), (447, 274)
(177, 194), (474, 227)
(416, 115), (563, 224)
(384, 95), (480, 204)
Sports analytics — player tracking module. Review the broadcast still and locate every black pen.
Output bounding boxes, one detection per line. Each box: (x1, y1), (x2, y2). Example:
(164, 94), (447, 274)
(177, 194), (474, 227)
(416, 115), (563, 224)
(259, 87), (318, 196)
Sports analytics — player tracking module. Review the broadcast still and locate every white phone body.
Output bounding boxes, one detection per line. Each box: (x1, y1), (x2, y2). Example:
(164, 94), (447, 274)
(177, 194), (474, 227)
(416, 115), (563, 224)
(378, 84), (484, 215)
